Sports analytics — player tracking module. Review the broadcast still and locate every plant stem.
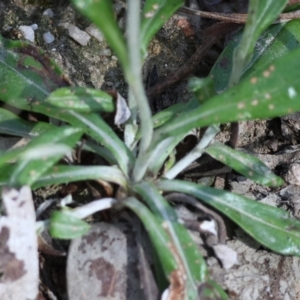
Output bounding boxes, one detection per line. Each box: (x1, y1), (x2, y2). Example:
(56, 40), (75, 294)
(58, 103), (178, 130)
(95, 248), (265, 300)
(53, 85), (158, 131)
(126, 0), (153, 160)
(72, 198), (117, 219)
(132, 139), (168, 182)
(164, 125), (219, 179)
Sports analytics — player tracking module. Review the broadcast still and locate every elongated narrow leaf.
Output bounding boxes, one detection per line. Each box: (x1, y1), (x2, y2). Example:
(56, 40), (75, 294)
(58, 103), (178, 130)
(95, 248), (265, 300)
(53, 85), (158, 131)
(0, 164), (15, 188)
(0, 36), (133, 175)
(84, 142), (117, 165)
(188, 77), (216, 103)
(205, 143), (283, 186)
(0, 41), (132, 176)
(0, 108), (54, 138)
(0, 36), (69, 112)
(125, 197), (227, 298)
(250, 0), (288, 37)
(71, 0), (128, 72)
(241, 19), (300, 79)
(50, 209), (90, 239)
(134, 182), (227, 298)
(158, 179), (300, 256)
(133, 182), (211, 299)
(151, 102), (187, 128)
(141, 0), (184, 57)
(32, 165), (127, 189)
(65, 111), (134, 176)
(135, 97), (199, 141)
(164, 125), (220, 179)
(134, 97), (199, 169)
(0, 96), (133, 175)
(0, 37), (87, 134)
(153, 46), (300, 146)
(9, 126), (83, 187)
(1, 94), (132, 176)
(147, 134), (186, 175)
(152, 96), (199, 128)
(0, 144), (65, 171)
(229, 0), (288, 86)
(0, 36), (78, 130)
(46, 87), (115, 113)
(124, 197), (178, 277)
(212, 20), (300, 92)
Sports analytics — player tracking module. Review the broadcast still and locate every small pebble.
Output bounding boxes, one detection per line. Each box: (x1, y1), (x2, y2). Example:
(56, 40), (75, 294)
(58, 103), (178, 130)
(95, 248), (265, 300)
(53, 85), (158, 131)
(43, 8), (54, 17)
(19, 25), (35, 42)
(31, 24), (38, 30)
(85, 24), (104, 42)
(68, 25), (91, 46)
(43, 32), (55, 44)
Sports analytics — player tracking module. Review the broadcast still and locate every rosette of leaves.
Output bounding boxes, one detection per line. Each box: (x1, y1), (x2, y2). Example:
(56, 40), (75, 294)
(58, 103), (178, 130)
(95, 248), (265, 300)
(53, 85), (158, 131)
(1, 0), (300, 298)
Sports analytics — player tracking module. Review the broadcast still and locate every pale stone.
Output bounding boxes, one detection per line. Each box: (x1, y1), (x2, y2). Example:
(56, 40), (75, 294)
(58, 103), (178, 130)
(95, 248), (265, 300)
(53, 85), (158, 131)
(19, 25), (35, 42)
(43, 8), (54, 17)
(68, 25), (90, 46)
(43, 32), (55, 44)
(85, 24), (104, 42)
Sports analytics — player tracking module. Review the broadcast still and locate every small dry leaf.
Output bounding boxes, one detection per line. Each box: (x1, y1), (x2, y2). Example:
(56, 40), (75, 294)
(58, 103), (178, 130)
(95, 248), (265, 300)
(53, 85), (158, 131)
(0, 186), (39, 300)
(114, 93), (131, 125)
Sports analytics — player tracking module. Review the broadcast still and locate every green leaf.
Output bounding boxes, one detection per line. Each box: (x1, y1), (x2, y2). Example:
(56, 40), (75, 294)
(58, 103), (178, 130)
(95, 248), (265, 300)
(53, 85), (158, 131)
(0, 98), (133, 176)
(152, 101), (195, 129)
(147, 134), (186, 175)
(83, 141), (117, 165)
(0, 36), (80, 131)
(134, 182), (227, 298)
(71, 0), (129, 73)
(212, 20), (300, 92)
(241, 19), (300, 79)
(65, 111), (134, 176)
(0, 164), (15, 188)
(188, 77), (216, 103)
(0, 36), (68, 112)
(152, 46), (300, 146)
(32, 165), (127, 189)
(163, 125), (220, 180)
(141, 0), (184, 58)
(205, 143), (283, 186)
(133, 181), (210, 298)
(9, 126), (83, 187)
(124, 197), (178, 277)
(135, 97), (199, 141)
(46, 87), (115, 113)
(148, 78), (217, 177)
(0, 107), (54, 138)
(50, 209), (90, 239)
(153, 95), (200, 126)
(0, 35), (133, 176)
(158, 179), (300, 256)
(0, 34), (131, 176)
(229, 0), (288, 86)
